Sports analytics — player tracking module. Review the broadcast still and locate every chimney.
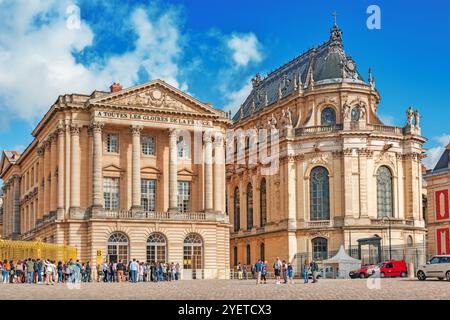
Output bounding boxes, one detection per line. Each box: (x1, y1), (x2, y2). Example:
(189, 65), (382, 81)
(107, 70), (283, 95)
(110, 82), (122, 93)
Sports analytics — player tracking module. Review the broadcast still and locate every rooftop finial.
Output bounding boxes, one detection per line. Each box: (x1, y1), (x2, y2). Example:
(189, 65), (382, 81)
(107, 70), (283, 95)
(332, 11), (338, 27)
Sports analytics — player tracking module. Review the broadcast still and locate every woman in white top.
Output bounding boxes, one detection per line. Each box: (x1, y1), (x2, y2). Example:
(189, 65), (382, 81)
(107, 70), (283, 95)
(44, 260), (55, 285)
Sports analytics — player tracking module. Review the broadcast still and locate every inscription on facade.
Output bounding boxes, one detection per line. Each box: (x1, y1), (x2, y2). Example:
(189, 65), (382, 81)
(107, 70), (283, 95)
(95, 111), (212, 127)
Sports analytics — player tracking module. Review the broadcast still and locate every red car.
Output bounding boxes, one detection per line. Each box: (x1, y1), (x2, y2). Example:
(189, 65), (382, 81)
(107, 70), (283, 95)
(349, 264), (378, 278)
(378, 260), (408, 278)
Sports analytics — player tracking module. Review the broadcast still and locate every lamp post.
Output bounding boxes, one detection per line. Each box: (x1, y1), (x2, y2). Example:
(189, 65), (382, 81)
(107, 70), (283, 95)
(382, 215), (392, 261)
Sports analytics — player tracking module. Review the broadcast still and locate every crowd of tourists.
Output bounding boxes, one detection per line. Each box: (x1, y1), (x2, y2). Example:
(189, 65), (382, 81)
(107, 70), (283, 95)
(236, 257), (320, 284)
(0, 258), (181, 284)
(98, 259), (181, 283)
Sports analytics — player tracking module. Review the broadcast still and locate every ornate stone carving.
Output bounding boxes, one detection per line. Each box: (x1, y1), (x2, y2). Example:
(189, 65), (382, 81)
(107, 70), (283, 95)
(90, 121), (104, 133)
(110, 88), (190, 111)
(309, 153), (329, 165)
(406, 107), (414, 126)
(70, 124), (81, 135)
(130, 125), (143, 136)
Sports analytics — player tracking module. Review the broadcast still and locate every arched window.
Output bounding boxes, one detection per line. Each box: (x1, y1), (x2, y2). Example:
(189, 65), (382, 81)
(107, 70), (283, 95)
(146, 233), (167, 263)
(107, 232), (129, 263)
(260, 179), (267, 227)
(312, 237), (328, 260)
(183, 233), (203, 277)
(407, 235), (414, 247)
(233, 246), (238, 266)
(247, 183), (253, 230)
(260, 243), (265, 261)
(377, 166), (393, 218)
(321, 107), (336, 126)
(234, 187), (240, 232)
(177, 136), (190, 158)
(246, 244), (251, 265)
(310, 166), (330, 220)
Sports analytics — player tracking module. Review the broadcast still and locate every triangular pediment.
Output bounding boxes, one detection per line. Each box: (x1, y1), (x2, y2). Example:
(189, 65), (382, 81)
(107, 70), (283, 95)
(90, 80), (220, 116)
(178, 168), (196, 177)
(103, 164), (125, 173)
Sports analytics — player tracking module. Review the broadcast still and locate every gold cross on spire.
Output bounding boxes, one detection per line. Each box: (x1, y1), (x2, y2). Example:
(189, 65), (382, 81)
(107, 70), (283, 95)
(332, 11), (338, 26)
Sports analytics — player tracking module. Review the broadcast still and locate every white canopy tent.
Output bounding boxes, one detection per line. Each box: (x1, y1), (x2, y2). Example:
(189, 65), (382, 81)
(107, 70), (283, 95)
(322, 245), (362, 279)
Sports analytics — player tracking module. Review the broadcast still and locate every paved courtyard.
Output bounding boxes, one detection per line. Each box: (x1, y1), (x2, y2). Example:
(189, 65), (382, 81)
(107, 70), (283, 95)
(0, 278), (449, 300)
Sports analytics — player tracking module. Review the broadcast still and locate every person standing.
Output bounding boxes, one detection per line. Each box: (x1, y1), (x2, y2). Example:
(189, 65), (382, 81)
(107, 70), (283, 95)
(57, 261), (63, 283)
(310, 259), (318, 283)
(25, 258), (34, 284)
(303, 260), (310, 284)
(2, 260), (11, 284)
(282, 260), (288, 284)
(261, 260), (268, 284)
(255, 260), (262, 284)
(287, 262), (294, 284)
(273, 257), (282, 285)
(85, 262), (91, 282)
(243, 264), (248, 280)
(237, 263), (243, 280)
(130, 259), (138, 283)
(175, 262), (180, 280)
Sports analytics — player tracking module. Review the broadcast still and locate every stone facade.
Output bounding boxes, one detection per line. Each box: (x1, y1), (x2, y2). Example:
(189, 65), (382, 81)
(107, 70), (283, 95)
(424, 144), (450, 256)
(227, 24), (427, 270)
(0, 80), (231, 279)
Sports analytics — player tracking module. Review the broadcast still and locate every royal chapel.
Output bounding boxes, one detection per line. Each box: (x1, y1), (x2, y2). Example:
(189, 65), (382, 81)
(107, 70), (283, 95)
(227, 22), (427, 271)
(1, 22), (430, 277)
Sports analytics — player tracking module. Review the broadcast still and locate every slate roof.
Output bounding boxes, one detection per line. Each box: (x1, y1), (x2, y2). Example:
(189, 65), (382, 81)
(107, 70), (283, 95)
(233, 23), (367, 122)
(433, 144), (450, 172)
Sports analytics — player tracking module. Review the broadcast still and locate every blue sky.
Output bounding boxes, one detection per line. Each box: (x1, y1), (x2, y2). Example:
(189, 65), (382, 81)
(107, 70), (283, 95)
(0, 0), (449, 169)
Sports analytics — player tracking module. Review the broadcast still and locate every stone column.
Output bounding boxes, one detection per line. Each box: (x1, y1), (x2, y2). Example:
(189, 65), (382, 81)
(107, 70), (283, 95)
(213, 135), (225, 213)
(50, 133), (57, 213)
(168, 128), (178, 212)
(131, 125), (143, 211)
(12, 174), (21, 239)
(37, 146), (45, 220)
(70, 124), (81, 212)
(91, 121), (104, 213)
(57, 127), (65, 218)
(43, 140), (50, 217)
(204, 134), (213, 211)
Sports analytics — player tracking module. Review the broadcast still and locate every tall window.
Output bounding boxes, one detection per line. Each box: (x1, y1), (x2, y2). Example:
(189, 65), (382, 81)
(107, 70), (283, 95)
(310, 166), (330, 220)
(377, 166), (393, 218)
(104, 177), (120, 210)
(146, 233), (167, 263)
(233, 247), (238, 266)
(106, 133), (119, 153)
(107, 232), (128, 263)
(234, 187), (240, 232)
(312, 237), (328, 260)
(246, 244), (251, 265)
(321, 107), (336, 126)
(142, 136), (155, 155)
(183, 234), (203, 273)
(246, 183), (253, 230)
(177, 136), (190, 159)
(178, 181), (191, 213)
(141, 179), (156, 211)
(260, 243), (265, 261)
(260, 179), (267, 227)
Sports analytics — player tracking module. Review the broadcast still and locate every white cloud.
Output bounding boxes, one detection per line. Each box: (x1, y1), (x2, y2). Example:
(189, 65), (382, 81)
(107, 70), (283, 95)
(222, 80), (253, 115)
(423, 134), (450, 169)
(227, 33), (262, 67)
(378, 114), (395, 126)
(0, 1), (186, 125)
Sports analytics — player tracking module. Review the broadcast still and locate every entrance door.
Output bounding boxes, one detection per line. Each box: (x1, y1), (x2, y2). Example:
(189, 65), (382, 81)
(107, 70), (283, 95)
(183, 234), (203, 279)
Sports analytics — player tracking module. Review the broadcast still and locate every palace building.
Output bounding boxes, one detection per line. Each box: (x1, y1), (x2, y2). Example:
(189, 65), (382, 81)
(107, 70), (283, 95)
(424, 144), (450, 256)
(227, 22), (427, 270)
(0, 80), (231, 279)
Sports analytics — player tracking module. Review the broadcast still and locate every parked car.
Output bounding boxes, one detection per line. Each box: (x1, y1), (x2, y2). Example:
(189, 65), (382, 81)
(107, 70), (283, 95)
(349, 264), (378, 279)
(308, 266), (334, 279)
(417, 255), (450, 281)
(378, 260), (408, 278)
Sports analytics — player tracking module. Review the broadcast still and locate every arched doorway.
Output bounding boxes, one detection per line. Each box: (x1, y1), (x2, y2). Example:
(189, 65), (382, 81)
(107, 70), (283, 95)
(107, 232), (129, 264)
(146, 232), (167, 263)
(183, 233), (203, 279)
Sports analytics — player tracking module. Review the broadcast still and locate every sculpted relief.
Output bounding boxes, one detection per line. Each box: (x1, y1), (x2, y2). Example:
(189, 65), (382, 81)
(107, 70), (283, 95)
(109, 88), (191, 112)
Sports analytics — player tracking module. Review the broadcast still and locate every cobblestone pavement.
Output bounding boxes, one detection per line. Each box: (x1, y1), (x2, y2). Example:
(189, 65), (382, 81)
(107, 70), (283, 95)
(0, 278), (449, 300)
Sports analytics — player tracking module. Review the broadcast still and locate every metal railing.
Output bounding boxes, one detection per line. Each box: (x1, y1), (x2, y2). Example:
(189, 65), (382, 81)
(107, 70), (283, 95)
(0, 239), (77, 262)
